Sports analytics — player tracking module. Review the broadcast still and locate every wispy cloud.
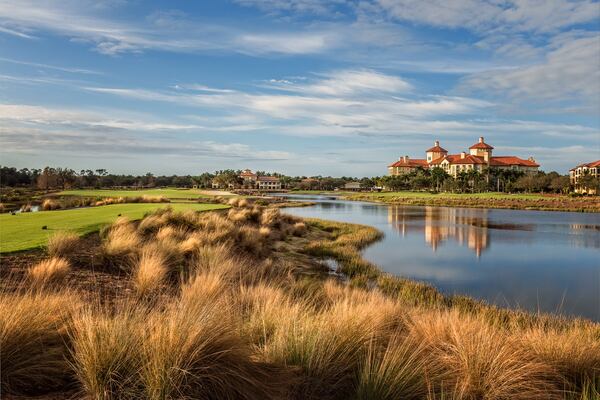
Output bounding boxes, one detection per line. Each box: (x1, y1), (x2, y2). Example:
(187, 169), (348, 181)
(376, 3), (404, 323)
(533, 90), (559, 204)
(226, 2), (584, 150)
(461, 34), (600, 107)
(0, 57), (101, 75)
(0, 0), (336, 55)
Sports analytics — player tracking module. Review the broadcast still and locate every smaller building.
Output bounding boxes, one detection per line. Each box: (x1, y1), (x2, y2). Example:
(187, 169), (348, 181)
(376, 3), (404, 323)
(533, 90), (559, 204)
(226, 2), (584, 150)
(342, 182), (362, 191)
(256, 176), (282, 191)
(570, 160), (600, 194)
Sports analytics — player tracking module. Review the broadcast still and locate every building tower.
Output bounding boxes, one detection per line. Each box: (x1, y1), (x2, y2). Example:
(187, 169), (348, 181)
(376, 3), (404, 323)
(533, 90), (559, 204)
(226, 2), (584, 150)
(425, 140), (448, 163)
(469, 136), (493, 163)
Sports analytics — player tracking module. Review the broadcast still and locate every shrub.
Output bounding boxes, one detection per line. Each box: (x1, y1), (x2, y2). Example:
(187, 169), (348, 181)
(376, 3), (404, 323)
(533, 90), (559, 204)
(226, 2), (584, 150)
(41, 198), (61, 211)
(28, 257), (71, 289)
(47, 231), (80, 258)
(0, 291), (76, 395)
(292, 222), (308, 236)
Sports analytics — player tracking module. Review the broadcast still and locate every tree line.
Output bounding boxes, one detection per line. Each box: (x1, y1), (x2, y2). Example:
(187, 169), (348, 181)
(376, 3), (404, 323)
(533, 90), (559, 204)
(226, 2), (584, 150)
(1, 165), (592, 194)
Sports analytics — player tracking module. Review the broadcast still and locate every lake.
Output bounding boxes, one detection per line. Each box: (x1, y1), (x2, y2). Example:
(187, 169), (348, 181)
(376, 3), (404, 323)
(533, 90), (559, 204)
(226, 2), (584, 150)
(282, 194), (600, 321)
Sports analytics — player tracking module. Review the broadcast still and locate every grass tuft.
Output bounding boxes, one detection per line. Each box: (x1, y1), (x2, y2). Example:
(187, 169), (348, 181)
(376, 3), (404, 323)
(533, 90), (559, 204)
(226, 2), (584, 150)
(0, 291), (77, 395)
(28, 257), (71, 289)
(47, 231), (80, 258)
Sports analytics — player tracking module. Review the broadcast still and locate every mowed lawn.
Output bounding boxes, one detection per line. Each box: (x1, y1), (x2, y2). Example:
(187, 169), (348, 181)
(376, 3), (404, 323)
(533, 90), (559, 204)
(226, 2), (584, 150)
(58, 188), (221, 199)
(0, 203), (228, 253)
(352, 191), (558, 200)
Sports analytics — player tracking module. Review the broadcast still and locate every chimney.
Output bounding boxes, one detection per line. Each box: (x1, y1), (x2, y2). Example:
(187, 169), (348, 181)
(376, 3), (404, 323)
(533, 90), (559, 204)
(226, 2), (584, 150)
(405, 155), (409, 162)
(479, 136), (484, 143)
(461, 152), (466, 159)
(434, 140), (439, 147)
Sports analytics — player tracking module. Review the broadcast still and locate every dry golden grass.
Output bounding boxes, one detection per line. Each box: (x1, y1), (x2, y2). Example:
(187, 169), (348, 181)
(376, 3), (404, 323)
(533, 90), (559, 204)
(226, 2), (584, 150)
(47, 231), (80, 257)
(41, 198), (62, 211)
(0, 291), (77, 395)
(69, 304), (146, 399)
(141, 282), (286, 399)
(522, 326), (600, 391)
(356, 335), (432, 400)
(407, 310), (561, 400)
(27, 257), (71, 289)
(102, 223), (141, 265)
(3, 206), (598, 399)
(133, 245), (168, 296)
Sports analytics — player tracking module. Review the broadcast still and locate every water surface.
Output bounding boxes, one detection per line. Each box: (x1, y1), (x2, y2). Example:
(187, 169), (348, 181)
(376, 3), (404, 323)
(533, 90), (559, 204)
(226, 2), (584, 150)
(282, 194), (600, 321)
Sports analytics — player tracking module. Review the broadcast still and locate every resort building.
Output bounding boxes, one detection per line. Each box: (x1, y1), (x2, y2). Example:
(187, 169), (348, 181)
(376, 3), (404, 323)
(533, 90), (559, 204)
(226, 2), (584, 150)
(238, 169), (282, 191)
(388, 137), (539, 178)
(239, 169), (258, 185)
(256, 175), (282, 191)
(570, 160), (600, 194)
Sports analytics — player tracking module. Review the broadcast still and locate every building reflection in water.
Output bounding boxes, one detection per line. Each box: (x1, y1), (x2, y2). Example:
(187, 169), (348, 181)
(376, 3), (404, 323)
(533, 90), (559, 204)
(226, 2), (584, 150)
(388, 206), (490, 257)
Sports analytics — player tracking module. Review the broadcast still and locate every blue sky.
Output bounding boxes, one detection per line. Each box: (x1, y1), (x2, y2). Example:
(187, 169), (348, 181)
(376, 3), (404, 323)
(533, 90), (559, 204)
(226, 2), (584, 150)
(0, 0), (599, 176)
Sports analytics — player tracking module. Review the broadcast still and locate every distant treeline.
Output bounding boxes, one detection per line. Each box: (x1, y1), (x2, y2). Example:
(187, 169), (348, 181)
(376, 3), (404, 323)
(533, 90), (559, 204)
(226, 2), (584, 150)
(0, 166), (356, 191)
(0, 165), (582, 194)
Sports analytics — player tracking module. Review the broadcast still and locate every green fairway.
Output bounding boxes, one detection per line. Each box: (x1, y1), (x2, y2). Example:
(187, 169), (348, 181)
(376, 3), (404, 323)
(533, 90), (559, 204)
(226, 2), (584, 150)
(350, 191), (555, 200)
(0, 203), (228, 253)
(57, 188), (227, 199)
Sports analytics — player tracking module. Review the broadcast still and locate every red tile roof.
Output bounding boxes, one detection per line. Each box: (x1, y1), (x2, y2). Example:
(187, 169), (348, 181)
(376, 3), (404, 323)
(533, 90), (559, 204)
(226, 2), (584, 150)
(430, 154), (486, 165)
(426, 145), (448, 153)
(257, 176), (280, 182)
(490, 156), (539, 167)
(570, 160), (600, 170)
(240, 171), (257, 177)
(469, 137), (494, 150)
(388, 158), (429, 168)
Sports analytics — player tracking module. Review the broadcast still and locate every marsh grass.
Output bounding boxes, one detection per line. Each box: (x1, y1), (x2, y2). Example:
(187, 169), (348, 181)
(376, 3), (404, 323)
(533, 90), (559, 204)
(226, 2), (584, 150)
(355, 335), (432, 400)
(407, 310), (561, 400)
(1, 205), (598, 399)
(41, 198), (62, 211)
(69, 303), (146, 399)
(133, 245), (168, 296)
(28, 257), (71, 289)
(0, 290), (77, 395)
(47, 231), (80, 258)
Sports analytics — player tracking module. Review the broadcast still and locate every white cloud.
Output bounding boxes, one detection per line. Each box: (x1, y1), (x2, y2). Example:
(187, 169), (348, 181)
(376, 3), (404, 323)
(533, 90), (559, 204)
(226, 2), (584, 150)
(0, 0), (335, 55)
(461, 35), (600, 106)
(375, 0), (600, 33)
(266, 69), (412, 96)
(0, 57), (100, 74)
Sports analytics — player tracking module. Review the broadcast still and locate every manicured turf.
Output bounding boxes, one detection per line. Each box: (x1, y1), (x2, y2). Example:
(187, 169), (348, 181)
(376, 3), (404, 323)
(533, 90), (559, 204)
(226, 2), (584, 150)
(0, 203), (228, 253)
(349, 191), (558, 200)
(57, 188), (224, 199)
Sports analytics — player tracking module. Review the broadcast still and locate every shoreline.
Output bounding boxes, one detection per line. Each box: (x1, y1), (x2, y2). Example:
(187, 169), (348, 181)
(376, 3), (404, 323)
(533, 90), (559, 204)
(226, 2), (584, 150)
(289, 190), (600, 213)
(302, 218), (598, 328)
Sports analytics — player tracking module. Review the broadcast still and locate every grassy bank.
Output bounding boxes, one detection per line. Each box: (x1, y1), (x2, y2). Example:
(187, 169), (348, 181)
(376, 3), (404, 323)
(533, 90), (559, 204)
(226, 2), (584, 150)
(345, 191), (600, 213)
(57, 188), (223, 200)
(0, 204), (598, 399)
(0, 203), (228, 253)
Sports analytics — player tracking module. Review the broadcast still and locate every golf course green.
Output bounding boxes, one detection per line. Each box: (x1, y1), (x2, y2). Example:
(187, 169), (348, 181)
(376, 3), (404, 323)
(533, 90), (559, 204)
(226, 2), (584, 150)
(0, 203), (228, 253)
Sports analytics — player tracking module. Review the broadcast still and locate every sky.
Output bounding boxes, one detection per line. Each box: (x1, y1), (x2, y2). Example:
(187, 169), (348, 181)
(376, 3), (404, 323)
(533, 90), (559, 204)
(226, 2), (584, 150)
(0, 0), (599, 176)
